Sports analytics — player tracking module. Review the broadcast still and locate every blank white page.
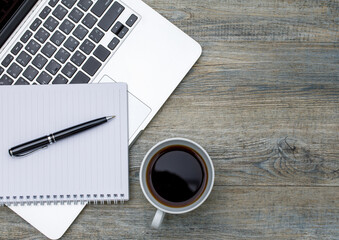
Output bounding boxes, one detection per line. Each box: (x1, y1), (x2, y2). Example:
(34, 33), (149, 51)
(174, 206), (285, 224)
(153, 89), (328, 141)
(0, 83), (128, 205)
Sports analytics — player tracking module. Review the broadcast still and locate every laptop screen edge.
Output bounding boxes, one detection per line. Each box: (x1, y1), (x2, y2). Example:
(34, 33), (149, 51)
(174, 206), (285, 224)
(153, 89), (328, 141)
(0, 0), (39, 47)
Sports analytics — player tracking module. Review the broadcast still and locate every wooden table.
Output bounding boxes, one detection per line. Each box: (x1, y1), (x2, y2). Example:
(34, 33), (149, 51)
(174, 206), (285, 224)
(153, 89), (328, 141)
(1, 0), (338, 239)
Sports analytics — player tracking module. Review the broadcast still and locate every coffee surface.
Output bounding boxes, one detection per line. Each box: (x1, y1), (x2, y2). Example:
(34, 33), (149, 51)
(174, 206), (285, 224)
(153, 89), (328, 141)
(146, 145), (207, 207)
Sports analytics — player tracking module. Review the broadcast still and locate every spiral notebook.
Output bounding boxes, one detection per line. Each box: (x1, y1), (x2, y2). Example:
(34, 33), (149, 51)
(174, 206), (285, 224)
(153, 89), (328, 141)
(0, 83), (129, 206)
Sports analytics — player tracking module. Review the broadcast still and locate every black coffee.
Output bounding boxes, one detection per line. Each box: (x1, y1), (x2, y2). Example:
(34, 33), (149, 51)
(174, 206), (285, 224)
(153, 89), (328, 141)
(146, 145), (208, 207)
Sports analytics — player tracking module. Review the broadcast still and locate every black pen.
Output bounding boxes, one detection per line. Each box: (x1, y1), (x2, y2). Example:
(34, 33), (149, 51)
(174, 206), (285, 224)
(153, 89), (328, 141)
(9, 116), (115, 157)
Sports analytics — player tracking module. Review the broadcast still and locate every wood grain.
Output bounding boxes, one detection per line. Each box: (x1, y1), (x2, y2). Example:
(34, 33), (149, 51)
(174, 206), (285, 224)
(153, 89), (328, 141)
(0, 184), (338, 239)
(0, 0), (338, 239)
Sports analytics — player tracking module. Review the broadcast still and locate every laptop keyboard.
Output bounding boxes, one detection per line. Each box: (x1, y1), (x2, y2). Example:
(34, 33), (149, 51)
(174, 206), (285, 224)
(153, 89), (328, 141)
(0, 0), (139, 85)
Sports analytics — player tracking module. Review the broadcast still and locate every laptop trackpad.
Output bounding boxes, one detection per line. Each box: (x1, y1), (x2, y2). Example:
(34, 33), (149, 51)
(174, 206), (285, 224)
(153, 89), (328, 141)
(99, 75), (151, 139)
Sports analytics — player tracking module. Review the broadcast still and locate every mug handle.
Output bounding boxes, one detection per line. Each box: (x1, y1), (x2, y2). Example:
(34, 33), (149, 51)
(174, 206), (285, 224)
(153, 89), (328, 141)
(151, 209), (165, 228)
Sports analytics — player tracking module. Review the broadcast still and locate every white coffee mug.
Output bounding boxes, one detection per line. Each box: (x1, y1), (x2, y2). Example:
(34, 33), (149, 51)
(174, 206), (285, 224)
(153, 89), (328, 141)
(140, 138), (214, 228)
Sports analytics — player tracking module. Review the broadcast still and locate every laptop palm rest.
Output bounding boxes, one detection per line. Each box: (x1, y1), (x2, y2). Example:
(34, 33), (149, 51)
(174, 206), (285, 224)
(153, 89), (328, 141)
(100, 75), (151, 140)
(9, 203), (85, 240)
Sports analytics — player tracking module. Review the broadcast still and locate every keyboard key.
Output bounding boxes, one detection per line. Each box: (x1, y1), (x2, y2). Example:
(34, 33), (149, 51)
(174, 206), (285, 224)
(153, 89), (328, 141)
(126, 14), (138, 27)
(32, 54), (48, 69)
(20, 30), (32, 43)
(53, 74), (68, 84)
(59, 19), (75, 34)
(78, 0), (93, 11)
(111, 21), (123, 34)
(118, 26), (128, 38)
(43, 16), (59, 32)
(48, 0), (59, 7)
(98, 2), (124, 31)
(82, 13), (97, 29)
(34, 28), (50, 43)
(55, 48), (70, 63)
(36, 71), (52, 84)
(93, 45), (110, 61)
(108, 37), (119, 50)
(53, 4), (68, 20)
(89, 27), (104, 43)
(39, 6), (51, 19)
(61, 62), (77, 78)
(64, 36), (79, 52)
(25, 39), (41, 55)
(11, 42), (23, 55)
(70, 71), (90, 83)
(23, 65), (39, 81)
(71, 50), (86, 66)
(30, 18), (42, 31)
(62, 0), (76, 9)
(41, 42), (57, 57)
(0, 74), (14, 85)
(16, 51), (32, 67)
(7, 62), (23, 79)
(82, 56), (101, 76)
(91, 0), (113, 17)
(14, 77), (29, 85)
(79, 39), (95, 54)
(46, 60), (61, 75)
(73, 25), (88, 40)
(69, 7), (84, 23)
(1, 54), (14, 67)
(50, 31), (66, 47)
(0, 67), (4, 75)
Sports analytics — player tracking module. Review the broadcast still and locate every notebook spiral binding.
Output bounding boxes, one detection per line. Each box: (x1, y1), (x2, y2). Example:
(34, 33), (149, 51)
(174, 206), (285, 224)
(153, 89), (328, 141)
(0, 194), (125, 206)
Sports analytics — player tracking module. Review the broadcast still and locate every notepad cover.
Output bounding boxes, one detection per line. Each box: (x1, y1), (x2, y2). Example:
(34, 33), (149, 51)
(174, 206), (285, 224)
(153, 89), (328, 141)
(0, 83), (128, 205)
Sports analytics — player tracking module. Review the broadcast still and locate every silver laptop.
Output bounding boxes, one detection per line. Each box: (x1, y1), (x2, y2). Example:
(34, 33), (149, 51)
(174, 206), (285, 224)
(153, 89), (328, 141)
(0, 0), (201, 238)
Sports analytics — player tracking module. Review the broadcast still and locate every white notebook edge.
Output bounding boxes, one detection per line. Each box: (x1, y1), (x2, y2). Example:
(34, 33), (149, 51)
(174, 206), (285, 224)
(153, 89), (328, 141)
(124, 82), (130, 201)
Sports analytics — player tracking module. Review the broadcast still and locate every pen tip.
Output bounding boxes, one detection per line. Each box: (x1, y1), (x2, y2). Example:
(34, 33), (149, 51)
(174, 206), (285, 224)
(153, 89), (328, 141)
(106, 116), (115, 121)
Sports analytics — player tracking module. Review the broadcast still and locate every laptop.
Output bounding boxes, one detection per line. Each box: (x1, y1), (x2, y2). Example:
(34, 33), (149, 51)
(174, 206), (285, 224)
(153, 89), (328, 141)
(0, 0), (201, 238)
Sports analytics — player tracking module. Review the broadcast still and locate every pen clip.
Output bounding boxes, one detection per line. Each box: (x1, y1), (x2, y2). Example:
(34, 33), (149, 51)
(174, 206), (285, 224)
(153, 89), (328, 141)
(13, 145), (48, 157)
